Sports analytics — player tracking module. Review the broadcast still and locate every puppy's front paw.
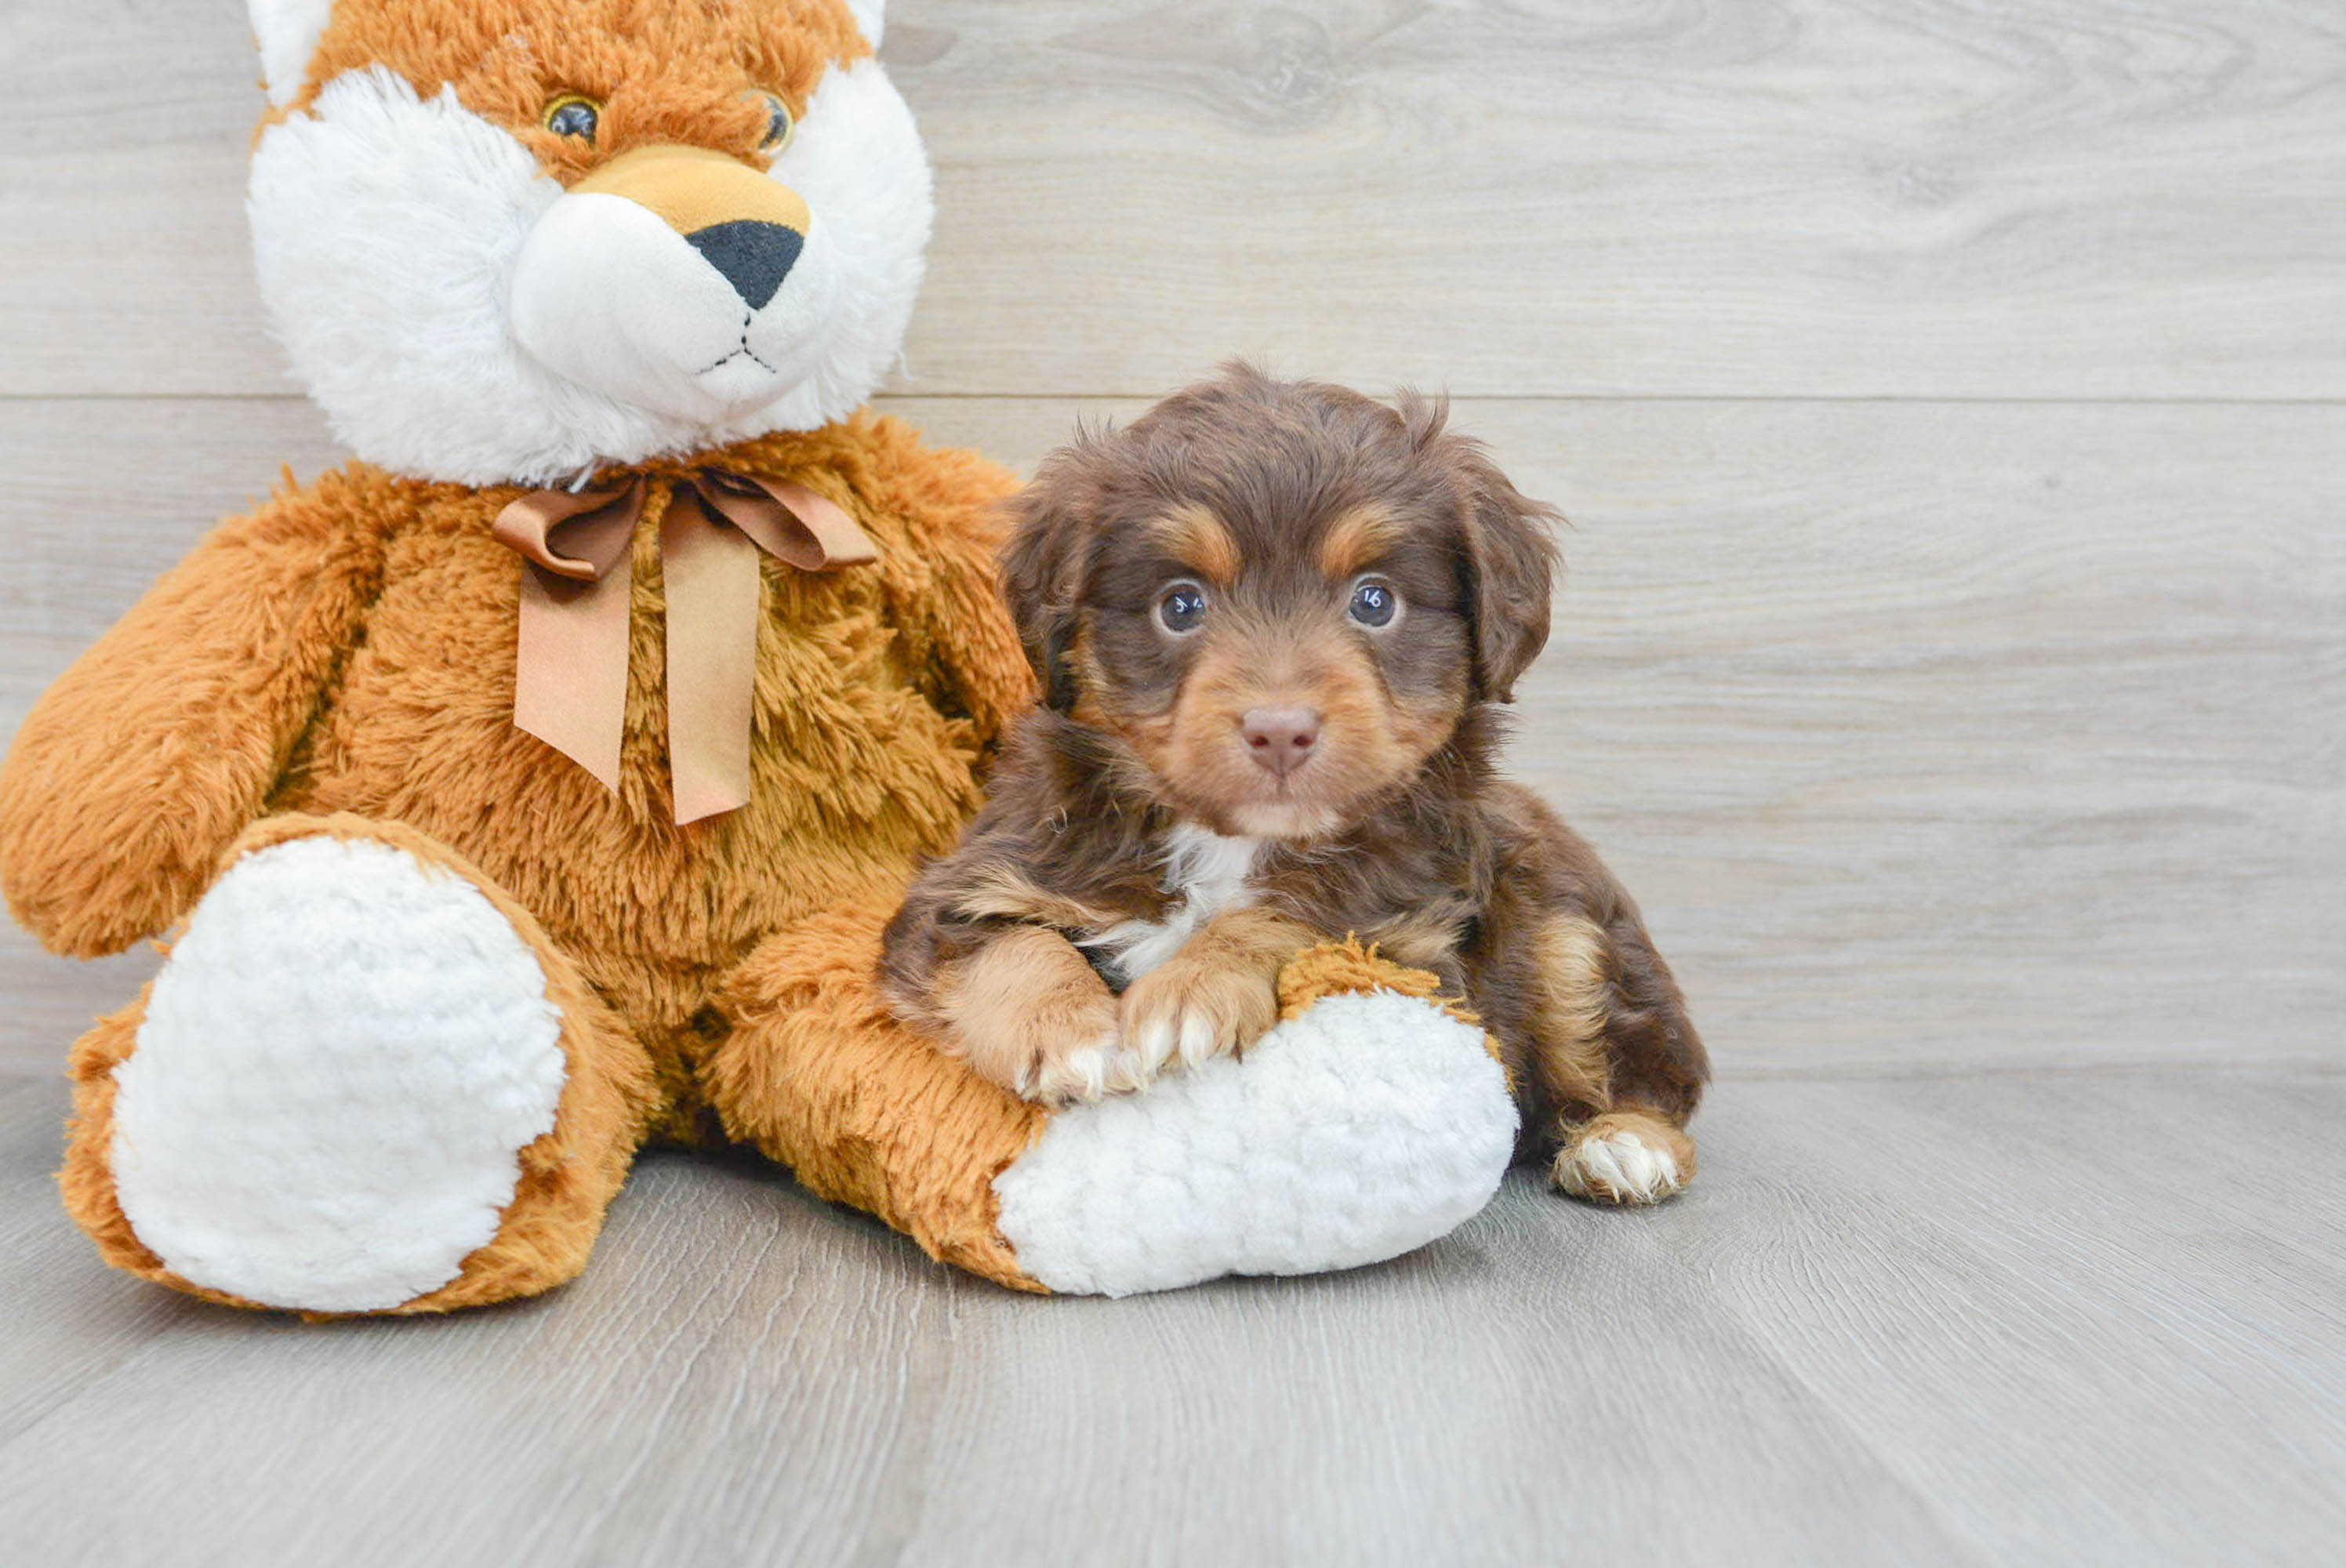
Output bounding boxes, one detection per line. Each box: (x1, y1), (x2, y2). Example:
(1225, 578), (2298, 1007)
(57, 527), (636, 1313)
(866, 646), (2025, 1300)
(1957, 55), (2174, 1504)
(1022, 1026), (1152, 1108)
(1551, 1112), (1695, 1206)
(939, 927), (1145, 1107)
(1118, 957), (1281, 1085)
(962, 998), (1143, 1109)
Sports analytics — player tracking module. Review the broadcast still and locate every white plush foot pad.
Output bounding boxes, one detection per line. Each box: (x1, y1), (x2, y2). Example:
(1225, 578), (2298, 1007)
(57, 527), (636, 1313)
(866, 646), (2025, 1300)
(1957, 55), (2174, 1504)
(110, 837), (567, 1312)
(993, 991), (1517, 1297)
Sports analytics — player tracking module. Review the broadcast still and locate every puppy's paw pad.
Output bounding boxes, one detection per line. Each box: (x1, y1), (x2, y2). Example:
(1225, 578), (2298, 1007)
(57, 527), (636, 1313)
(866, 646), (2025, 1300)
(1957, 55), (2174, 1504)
(1552, 1126), (1688, 1206)
(1173, 1007), (1224, 1070)
(1120, 965), (1277, 1079)
(1124, 1012), (1185, 1078)
(1026, 1033), (1146, 1106)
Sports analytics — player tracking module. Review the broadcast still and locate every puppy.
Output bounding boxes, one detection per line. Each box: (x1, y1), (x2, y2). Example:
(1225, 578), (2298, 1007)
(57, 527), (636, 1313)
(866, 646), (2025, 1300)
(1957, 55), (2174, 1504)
(882, 365), (1709, 1204)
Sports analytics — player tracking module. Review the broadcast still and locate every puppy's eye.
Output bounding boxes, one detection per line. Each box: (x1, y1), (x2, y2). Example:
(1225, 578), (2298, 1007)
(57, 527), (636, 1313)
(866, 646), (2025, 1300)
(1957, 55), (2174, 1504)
(542, 93), (601, 143)
(1348, 579), (1400, 628)
(750, 90), (794, 153)
(1158, 583), (1209, 634)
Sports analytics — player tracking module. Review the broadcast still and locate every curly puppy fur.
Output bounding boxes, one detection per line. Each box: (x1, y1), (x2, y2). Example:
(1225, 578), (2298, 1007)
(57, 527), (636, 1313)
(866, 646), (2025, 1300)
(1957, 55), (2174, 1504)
(883, 365), (1710, 1202)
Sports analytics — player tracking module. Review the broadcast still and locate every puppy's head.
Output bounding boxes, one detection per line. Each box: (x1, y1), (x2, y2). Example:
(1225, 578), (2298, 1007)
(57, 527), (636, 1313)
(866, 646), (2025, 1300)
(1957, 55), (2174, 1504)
(1003, 365), (1559, 840)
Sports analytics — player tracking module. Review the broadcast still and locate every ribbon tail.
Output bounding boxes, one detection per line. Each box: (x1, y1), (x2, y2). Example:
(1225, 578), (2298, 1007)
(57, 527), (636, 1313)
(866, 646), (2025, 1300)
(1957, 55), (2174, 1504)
(514, 557), (633, 793)
(661, 487), (764, 826)
(697, 473), (878, 569)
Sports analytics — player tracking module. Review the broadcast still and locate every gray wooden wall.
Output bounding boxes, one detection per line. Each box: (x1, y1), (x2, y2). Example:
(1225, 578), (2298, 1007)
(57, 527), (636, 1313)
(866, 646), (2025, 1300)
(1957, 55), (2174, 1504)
(2, 0), (2340, 1078)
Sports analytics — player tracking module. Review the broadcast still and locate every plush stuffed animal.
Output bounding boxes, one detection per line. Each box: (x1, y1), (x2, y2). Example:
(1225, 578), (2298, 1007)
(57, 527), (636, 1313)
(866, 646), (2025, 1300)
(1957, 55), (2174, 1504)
(0, 0), (1517, 1313)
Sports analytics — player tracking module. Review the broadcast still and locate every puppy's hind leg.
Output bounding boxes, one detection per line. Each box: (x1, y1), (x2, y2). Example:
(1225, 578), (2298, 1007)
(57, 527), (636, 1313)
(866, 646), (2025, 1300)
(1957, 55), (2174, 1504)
(1524, 912), (1706, 1207)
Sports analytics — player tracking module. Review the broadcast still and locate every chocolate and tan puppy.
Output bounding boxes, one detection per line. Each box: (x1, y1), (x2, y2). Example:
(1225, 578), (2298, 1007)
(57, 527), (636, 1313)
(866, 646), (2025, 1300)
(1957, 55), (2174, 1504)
(884, 365), (1709, 1204)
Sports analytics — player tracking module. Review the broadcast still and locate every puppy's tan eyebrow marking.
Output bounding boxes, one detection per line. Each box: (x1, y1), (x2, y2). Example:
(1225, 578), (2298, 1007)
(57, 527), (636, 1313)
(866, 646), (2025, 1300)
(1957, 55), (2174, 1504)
(1317, 506), (1407, 580)
(1144, 503), (1242, 587)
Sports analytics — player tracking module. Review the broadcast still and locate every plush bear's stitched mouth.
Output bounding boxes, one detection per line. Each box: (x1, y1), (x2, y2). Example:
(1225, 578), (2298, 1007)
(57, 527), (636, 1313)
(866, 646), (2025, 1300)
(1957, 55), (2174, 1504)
(696, 343), (783, 378)
(692, 333), (797, 412)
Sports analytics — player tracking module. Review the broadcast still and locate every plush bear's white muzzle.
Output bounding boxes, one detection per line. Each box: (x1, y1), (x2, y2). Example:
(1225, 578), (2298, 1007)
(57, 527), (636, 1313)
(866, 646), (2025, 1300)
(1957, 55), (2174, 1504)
(509, 146), (845, 425)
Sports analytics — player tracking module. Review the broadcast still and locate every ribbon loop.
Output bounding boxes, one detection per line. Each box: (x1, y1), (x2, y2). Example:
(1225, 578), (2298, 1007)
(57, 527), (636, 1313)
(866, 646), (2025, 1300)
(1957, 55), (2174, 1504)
(695, 469), (880, 572)
(492, 480), (643, 582)
(494, 469), (877, 824)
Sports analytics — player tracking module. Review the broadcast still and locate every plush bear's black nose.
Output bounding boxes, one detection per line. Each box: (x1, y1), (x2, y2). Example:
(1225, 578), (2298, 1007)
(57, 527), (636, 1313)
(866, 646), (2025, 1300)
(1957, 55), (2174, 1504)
(685, 220), (804, 310)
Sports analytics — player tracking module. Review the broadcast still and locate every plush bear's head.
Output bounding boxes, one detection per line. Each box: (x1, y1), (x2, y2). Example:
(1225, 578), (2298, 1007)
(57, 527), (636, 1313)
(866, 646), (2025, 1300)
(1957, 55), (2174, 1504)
(245, 0), (925, 485)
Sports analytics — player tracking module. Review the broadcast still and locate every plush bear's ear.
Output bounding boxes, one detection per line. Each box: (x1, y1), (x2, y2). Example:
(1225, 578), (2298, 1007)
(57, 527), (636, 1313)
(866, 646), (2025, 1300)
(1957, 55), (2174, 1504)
(250, 0), (336, 108)
(1399, 392), (1560, 704)
(998, 443), (1102, 714)
(842, 0), (886, 50)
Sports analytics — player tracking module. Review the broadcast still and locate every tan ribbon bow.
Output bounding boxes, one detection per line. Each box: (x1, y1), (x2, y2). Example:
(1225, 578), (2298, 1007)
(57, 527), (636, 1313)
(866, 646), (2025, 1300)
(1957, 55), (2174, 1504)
(493, 470), (877, 825)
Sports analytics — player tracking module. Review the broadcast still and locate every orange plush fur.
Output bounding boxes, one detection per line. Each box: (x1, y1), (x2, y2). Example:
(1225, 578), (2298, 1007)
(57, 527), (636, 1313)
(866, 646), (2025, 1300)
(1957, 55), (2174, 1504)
(2, 412), (1064, 1305)
(267, 0), (869, 148)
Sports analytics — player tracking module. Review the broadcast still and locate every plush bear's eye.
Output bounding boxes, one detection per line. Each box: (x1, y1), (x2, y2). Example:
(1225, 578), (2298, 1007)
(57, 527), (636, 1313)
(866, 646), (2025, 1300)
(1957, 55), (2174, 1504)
(542, 94), (601, 143)
(1348, 578), (1400, 628)
(753, 90), (794, 153)
(1158, 582), (1209, 634)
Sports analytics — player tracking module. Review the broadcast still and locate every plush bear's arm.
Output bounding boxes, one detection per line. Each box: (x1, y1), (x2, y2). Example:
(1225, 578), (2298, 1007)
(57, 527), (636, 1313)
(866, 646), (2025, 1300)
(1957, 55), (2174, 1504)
(852, 415), (1037, 752)
(0, 475), (387, 956)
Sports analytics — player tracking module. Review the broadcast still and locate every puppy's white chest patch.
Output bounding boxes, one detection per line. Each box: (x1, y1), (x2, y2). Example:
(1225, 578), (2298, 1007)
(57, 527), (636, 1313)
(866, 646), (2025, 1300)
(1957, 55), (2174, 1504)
(1082, 824), (1261, 988)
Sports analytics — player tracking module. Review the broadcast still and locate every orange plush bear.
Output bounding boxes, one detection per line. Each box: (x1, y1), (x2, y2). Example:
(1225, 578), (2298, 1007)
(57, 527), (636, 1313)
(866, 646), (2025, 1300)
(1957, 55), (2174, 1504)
(0, 0), (1516, 1313)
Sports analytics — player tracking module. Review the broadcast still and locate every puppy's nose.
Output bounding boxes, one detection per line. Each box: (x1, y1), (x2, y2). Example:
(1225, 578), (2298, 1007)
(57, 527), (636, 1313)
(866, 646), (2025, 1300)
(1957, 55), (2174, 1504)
(1241, 706), (1321, 778)
(685, 220), (804, 310)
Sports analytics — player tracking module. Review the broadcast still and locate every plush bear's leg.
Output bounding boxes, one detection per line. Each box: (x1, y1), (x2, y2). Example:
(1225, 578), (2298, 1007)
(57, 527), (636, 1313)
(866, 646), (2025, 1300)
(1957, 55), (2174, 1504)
(61, 815), (656, 1316)
(706, 898), (1051, 1290)
(991, 941), (1521, 1296)
(709, 906), (1518, 1298)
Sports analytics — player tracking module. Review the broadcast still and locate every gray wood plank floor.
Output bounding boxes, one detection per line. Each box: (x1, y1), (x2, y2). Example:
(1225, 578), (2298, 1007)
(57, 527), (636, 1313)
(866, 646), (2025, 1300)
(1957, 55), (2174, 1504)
(1, 1069), (2339, 1567)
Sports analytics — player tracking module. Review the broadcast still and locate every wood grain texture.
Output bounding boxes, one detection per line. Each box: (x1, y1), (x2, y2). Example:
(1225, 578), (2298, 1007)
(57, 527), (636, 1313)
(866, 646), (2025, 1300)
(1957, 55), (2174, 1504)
(0, 1069), (2340, 1566)
(4, 2), (2345, 398)
(2, 394), (2338, 1077)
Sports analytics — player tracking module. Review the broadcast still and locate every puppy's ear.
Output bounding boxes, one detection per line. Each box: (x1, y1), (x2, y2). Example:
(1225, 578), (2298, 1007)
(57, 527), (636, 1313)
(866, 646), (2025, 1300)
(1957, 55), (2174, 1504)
(1460, 452), (1562, 702)
(998, 447), (1098, 713)
(1400, 393), (1561, 704)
